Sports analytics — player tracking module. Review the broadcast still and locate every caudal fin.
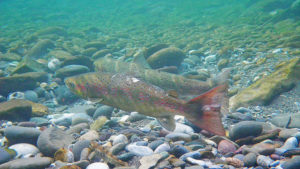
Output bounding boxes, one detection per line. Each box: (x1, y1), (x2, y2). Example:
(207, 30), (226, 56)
(185, 85), (228, 136)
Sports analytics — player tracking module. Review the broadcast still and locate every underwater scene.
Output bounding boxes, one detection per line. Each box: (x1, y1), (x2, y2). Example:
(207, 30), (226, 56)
(0, 0), (300, 168)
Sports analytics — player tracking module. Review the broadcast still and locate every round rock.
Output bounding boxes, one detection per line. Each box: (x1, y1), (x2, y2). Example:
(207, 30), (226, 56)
(37, 127), (74, 157)
(86, 162), (109, 169)
(93, 105), (114, 119)
(4, 126), (41, 145)
(229, 121), (263, 140)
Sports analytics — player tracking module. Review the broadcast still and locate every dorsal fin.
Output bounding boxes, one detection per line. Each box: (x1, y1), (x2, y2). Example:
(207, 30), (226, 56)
(133, 49), (151, 69)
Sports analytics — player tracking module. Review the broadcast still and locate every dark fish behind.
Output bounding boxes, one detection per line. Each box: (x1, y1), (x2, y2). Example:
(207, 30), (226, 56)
(94, 58), (229, 96)
(65, 72), (227, 136)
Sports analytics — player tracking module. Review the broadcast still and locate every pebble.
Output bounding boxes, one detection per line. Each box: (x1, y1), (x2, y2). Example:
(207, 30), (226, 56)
(86, 162), (109, 169)
(111, 143), (126, 155)
(126, 144), (153, 156)
(148, 140), (164, 150)
(24, 90), (38, 102)
(0, 157), (52, 169)
(9, 143), (39, 158)
(170, 145), (190, 157)
(93, 105), (114, 119)
(275, 137), (298, 155)
(71, 113), (92, 126)
(37, 127), (74, 157)
(179, 151), (202, 161)
(0, 148), (12, 164)
(174, 123), (194, 134)
(112, 134), (128, 145)
(79, 130), (99, 141)
(165, 132), (192, 142)
(139, 153), (164, 169)
(281, 155), (300, 169)
(72, 140), (90, 161)
(243, 152), (257, 167)
(48, 58), (61, 71)
(154, 143), (170, 153)
(229, 121), (263, 140)
(4, 126), (41, 145)
(218, 139), (237, 155)
(256, 155), (273, 168)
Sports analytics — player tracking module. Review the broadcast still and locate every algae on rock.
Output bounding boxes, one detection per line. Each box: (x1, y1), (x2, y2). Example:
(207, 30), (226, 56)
(229, 57), (300, 111)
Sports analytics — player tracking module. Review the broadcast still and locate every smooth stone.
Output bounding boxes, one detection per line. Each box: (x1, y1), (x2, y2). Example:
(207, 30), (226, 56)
(271, 113), (300, 128)
(256, 155), (273, 168)
(11, 57), (47, 75)
(26, 39), (54, 58)
(281, 156), (300, 169)
(4, 126), (41, 145)
(248, 142), (275, 155)
(90, 116), (108, 130)
(86, 162), (109, 169)
(71, 113), (92, 126)
(79, 130), (99, 141)
(0, 148), (12, 164)
(0, 99), (32, 121)
(148, 140), (164, 150)
(174, 123), (194, 134)
(72, 140), (91, 161)
(18, 122), (37, 128)
(165, 132), (192, 142)
(243, 152), (257, 167)
(112, 134), (128, 146)
(37, 127), (74, 157)
(24, 90), (38, 102)
(154, 143), (170, 153)
(48, 58), (61, 71)
(93, 105), (114, 119)
(84, 41), (106, 50)
(35, 26), (67, 36)
(54, 86), (78, 105)
(111, 143), (126, 155)
(179, 151), (202, 161)
(30, 117), (49, 126)
(0, 157), (52, 169)
(170, 145), (190, 158)
(229, 121), (263, 140)
(9, 143), (39, 158)
(66, 123), (89, 135)
(139, 153), (163, 169)
(279, 129), (299, 140)
(92, 49), (110, 59)
(236, 107), (253, 114)
(233, 154), (245, 161)
(127, 112), (147, 122)
(147, 47), (185, 69)
(117, 152), (135, 161)
(276, 137), (298, 155)
(185, 166), (204, 169)
(126, 144), (153, 156)
(218, 139), (237, 155)
(55, 65), (90, 79)
(0, 72), (48, 97)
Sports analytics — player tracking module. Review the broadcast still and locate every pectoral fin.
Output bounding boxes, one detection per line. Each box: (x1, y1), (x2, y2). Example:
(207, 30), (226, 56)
(157, 115), (176, 131)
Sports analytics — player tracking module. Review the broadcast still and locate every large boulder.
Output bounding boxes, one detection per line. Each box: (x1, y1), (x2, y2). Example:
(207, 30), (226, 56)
(230, 58), (300, 111)
(0, 72), (48, 96)
(146, 47), (185, 69)
(0, 100), (32, 121)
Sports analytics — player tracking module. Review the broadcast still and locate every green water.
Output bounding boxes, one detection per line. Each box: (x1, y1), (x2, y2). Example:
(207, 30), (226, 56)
(1, 0), (300, 52)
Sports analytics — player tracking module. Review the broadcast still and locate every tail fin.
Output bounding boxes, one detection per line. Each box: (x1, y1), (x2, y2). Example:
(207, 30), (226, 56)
(185, 85), (228, 136)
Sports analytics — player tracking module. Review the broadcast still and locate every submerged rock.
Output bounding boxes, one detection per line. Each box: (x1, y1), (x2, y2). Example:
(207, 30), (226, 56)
(26, 39), (54, 59)
(0, 100), (32, 121)
(229, 121), (263, 140)
(4, 126), (41, 145)
(0, 72), (48, 96)
(0, 157), (52, 169)
(11, 58), (47, 75)
(147, 47), (185, 69)
(229, 58), (300, 110)
(55, 65), (90, 79)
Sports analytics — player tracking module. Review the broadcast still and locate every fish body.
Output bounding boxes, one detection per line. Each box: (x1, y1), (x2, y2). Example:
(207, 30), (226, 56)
(94, 58), (228, 95)
(65, 72), (227, 136)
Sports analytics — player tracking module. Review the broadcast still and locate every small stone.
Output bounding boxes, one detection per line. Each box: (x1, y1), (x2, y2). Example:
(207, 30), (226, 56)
(126, 144), (153, 156)
(275, 137), (298, 155)
(249, 142), (275, 155)
(139, 153), (163, 169)
(79, 130), (99, 141)
(48, 58), (61, 71)
(37, 127), (74, 157)
(169, 157), (186, 167)
(71, 113), (92, 126)
(24, 90), (38, 102)
(243, 152), (257, 167)
(256, 155), (273, 168)
(0, 99), (32, 121)
(0, 157), (52, 169)
(72, 140), (91, 161)
(166, 132), (192, 142)
(127, 112), (147, 122)
(56, 65), (90, 79)
(9, 143), (39, 158)
(185, 166), (204, 169)
(117, 152), (135, 161)
(179, 151), (202, 161)
(0, 148), (13, 164)
(54, 148), (74, 163)
(111, 143), (126, 155)
(225, 157), (244, 168)
(66, 123), (89, 135)
(26, 39), (54, 58)
(93, 106), (114, 119)
(218, 140), (237, 155)
(112, 134), (128, 146)
(86, 162), (109, 169)
(84, 42), (106, 50)
(174, 123), (194, 134)
(217, 59), (229, 70)
(170, 145), (190, 158)
(90, 116), (108, 130)
(279, 129), (299, 140)
(281, 156), (300, 169)
(92, 49), (110, 59)
(154, 143), (170, 153)
(148, 140), (164, 150)
(229, 121), (263, 140)
(4, 126), (41, 145)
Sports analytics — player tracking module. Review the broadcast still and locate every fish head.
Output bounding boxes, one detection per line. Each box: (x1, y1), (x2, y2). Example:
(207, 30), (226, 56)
(64, 76), (88, 98)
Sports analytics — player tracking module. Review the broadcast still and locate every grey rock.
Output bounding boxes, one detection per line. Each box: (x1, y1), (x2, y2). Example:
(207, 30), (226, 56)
(112, 134), (128, 146)
(4, 126), (41, 145)
(73, 140), (91, 161)
(271, 113), (300, 128)
(24, 90), (38, 102)
(55, 65), (90, 79)
(154, 143), (170, 153)
(111, 143), (126, 155)
(281, 156), (300, 169)
(66, 123), (89, 135)
(93, 105), (114, 119)
(26, 39), (54, 58)
(165, 132), (192, 142)
(170, 144), (190, 158)
(0, 99), (32, 121)
(243, 152), (257, 167)
(86, 162), (109, 169)
(37, 127), (74, 157)
(0, 148), (12, 164)
(126, 144), (153, 156)
(256, 155), (273, 168)
(149, 140), (164, 150)
(71, 113), (92, 126)
(0, 157), (52, 169)
(127, 112), (147, 122)
(279, 129), (299, 140)
(30, 117), (49, 126)
(229, 121), (263, 140)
